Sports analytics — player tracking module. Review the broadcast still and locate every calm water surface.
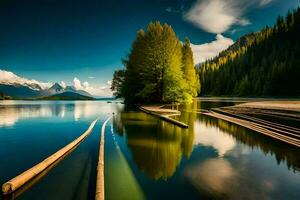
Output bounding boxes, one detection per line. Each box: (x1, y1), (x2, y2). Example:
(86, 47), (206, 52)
(0, 100), (299, 200)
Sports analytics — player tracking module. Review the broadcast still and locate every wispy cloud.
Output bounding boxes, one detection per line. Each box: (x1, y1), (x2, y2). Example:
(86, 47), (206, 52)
(190, 34), (234, 64)
(166, 7), (173, 12)
(184, 0), (270, 34)
(88, 76), (95, 79)
(260, 0), (272, 6)
(166, 1), (185, 13)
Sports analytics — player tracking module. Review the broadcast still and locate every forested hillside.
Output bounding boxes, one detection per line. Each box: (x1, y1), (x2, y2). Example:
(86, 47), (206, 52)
(198, 8), (300, 97)
(111, 22), (199, 104)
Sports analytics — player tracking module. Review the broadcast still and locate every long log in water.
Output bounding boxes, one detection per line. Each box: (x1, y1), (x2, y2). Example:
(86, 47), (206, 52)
(221, 108), (300, 133)
(95, 115), (112, 200)
(213, 108), (300, 138)
(223, 106), (300, 121)
(139, 106), (188, 128)
(2, 118), (99, 195)
(202, 111), (300, 148)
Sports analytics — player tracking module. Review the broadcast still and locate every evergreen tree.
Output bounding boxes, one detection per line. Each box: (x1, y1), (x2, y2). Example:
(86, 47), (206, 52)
(182, 38), (200, 97)
(112, 21), (197, 104)
(198, 7), (300, 97)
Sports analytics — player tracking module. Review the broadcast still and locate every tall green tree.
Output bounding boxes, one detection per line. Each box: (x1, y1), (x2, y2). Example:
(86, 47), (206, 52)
(114, 21), (194, 104)
(182, 38), (200, 97)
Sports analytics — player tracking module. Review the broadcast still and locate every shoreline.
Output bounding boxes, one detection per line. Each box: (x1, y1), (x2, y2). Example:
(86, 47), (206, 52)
(200, 101), (300, 148)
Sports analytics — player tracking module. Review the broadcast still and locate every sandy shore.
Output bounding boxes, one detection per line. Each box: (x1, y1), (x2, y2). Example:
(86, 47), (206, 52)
(235, 101), (300, 112)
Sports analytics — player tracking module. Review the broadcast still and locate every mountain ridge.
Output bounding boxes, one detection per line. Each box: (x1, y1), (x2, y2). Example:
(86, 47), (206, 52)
(39, 91), (95, 100)
(0, 69), (95, 99)
(0, 80), (93, 99)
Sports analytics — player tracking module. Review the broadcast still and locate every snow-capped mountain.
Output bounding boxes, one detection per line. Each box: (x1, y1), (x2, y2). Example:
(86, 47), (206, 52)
(42, 83), (65, 95)
(0, 70), (52, 90)
(0, 70), (92, 99)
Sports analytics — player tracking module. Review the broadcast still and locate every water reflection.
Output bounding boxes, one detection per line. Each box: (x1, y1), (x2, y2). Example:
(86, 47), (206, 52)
(115, 100), (300, 184)
(115, 112), (194, 180)
(184, 114), (300, 199)
(0, 101), (121, 127)
(193, 121), (236, 157)
(184, 157), (281, 200)
(0, 103), (65, 127)
(198, 115), (300, 171)
(73, 101), (113, 121)
(185, 158), (237, 198)
(1, 100), (299, 199)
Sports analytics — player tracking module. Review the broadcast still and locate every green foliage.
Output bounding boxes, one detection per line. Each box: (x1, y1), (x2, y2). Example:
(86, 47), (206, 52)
(198, 7), (300, 97)
(112, 22), (199, 104)
(0, 91), (4, 100)
(182, 38), (200, 97)
(111, 69), (125, 97)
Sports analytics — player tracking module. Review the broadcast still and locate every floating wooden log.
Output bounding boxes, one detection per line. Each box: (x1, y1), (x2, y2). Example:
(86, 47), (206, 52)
(202, 111), (300, 148)
(2, 118), (98, 195)
(212, 108), (300, 138)
(95, 115), (112, 200)
(139, 106), (188, 128)
(221, 107), (300, 133)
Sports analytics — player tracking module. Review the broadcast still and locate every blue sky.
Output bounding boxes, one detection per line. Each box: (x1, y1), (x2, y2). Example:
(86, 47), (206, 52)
(0, 0), (299, 95)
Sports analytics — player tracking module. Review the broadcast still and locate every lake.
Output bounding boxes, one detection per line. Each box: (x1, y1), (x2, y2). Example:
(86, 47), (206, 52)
(0, 100), (299, 200)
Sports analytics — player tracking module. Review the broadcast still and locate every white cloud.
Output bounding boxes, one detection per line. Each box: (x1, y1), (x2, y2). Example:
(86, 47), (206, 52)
(88, 76), (95, 79)
(183, 0), (275, 33)
(0, 69), (52, 90)
(237, 18), (251, 26)
(72, 77), (112, 97)
(184, 0), (251, 33)
(60, 81), (66, 88)
(83, 81), (89, 88)
(73, 77), (82, 90)
(190, 34), (234, 64)
(260, 0), (272, 6)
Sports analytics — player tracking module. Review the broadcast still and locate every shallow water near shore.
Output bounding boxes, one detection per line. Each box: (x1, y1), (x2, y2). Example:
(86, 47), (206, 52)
(0, 99), (299, 200)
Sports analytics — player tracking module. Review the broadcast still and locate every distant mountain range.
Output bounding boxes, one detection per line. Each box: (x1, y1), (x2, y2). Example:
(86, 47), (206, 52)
(39, 91), (95, 100)
(0, 82), (94, 99)
(0, 70), (94, 99)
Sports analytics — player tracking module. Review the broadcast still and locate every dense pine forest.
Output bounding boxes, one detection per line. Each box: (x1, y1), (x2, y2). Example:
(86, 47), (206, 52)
(198, 8), (300, 97)
(111, 22), (199, 104)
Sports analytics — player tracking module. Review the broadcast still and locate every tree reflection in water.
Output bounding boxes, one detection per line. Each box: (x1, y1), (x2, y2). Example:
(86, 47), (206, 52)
(114, 108), (196, 180)
(113, 100), (300, 185)
(198, 116), (300, 171)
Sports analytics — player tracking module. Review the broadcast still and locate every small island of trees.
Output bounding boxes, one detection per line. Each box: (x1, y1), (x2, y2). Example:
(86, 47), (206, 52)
(111, 22), (199, 104)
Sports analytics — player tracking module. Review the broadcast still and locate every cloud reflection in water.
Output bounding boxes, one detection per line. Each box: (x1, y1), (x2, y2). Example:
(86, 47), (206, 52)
(193, 119), (236, 157)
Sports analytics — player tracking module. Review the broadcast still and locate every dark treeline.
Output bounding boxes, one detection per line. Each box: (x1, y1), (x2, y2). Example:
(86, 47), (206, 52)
(111, 22), (199, 104)
(198, 8), (300, 97)
(0, 91), (11, 100)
